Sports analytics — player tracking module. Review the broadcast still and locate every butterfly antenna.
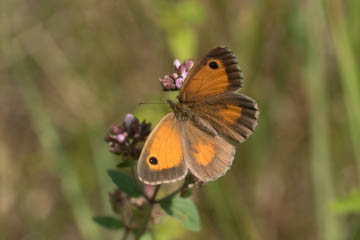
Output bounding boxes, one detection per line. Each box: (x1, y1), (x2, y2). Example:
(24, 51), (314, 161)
(138, 102), (167, 107)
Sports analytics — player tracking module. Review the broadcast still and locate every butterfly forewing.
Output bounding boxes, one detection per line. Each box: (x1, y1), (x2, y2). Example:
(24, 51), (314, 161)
(179, 46), (243, 102)
(137, 113), (187, 185)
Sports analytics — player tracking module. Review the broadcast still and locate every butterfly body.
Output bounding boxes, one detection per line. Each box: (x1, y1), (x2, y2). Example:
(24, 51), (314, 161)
(138, 46), (259, 185)
(167, 99), (217, 137)
(167, 99), (193, 120)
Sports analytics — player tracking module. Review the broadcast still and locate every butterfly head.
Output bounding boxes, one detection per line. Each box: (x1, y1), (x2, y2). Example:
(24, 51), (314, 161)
(167, 99), (193, 121)
(166, 99), (177, 110)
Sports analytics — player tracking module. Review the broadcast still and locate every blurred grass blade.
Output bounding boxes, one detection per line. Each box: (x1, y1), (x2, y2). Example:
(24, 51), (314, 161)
(139, 232), (153, 240)
(304, 0), (344, 239)
(13, 58), (102, 240)
(204, 179), (259, 240)
(116, 161), (137, 168)
(327, 0), (360, 178)
(154, 0), (205, 59)
(331, 189), (360, 214)
(89, 133), (115, 212)
(93, 216), (124, 230)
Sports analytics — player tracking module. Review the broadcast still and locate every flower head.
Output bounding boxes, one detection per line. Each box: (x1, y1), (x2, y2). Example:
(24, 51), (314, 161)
(105, 114), (151, 160)
(124, 114), (135, 128)
(160, 59), (195, 91)
(109, 189), (150, 228)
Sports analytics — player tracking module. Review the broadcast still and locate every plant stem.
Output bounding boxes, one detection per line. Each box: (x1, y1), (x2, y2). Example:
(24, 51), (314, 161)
(125, 164), (189, 239)
(135, 205), (154, 240)
(151, 185), (161, 202)
(122, 228), (131, 240)
(304, 0), (344, 239)
(154, 182), (187, 203)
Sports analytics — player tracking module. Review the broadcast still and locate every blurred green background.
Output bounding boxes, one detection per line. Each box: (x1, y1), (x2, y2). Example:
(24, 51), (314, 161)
(1, 0), (360, 239)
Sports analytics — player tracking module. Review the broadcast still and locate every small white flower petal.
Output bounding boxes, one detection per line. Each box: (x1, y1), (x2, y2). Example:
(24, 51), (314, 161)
(174, 59), (181, 69)
(176, 78), (184, 89)
(117, 133), (126, 143)
(124, 114), (135, 128)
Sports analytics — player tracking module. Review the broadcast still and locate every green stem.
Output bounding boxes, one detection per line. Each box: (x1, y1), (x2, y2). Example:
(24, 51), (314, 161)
(12, 56), (102, 240)
(133, 185), (161, 240)
(326, 0), (360, 181)
(124, 173), (188, 239)
(304, 0), (344, 239)
(151, 185), (161, 201)
(122, 228), (131, 240)
(135, 205), (154, 240)
(154, 182), (187, 203)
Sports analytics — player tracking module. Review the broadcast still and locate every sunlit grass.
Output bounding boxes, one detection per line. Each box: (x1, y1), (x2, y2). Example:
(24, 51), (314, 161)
(304, 1), (345, 239)
(13, 59), (102, 240)
(1, 0), (360, 239)
(327, 0), (360, 178)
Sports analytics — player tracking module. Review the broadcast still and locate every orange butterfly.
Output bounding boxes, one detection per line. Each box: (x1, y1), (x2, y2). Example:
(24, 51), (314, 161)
(137, 46), (259, 185)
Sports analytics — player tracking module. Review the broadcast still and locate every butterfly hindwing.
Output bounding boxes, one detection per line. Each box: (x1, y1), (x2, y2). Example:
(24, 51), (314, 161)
(192, 93), (259, 143)
(182, 120), (235, 182)
(137, 113), (187, 185)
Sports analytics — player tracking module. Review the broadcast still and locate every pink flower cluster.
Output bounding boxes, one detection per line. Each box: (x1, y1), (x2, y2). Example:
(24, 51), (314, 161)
(105, 114), (151, 159)
(160, 59), (195, 91)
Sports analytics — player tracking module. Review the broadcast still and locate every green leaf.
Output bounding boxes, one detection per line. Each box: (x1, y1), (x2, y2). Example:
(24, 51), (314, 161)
(116, 161), (137, 168)
(180, 188), (193, 198)
(331, 189), (360, 214)
(93, 216), (124, 230)
(107, 170), (142, 197)
(160, 195), (201, 231)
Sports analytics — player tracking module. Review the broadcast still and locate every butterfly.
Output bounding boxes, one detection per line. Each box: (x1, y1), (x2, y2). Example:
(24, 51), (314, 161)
(137, 46), (259, 185)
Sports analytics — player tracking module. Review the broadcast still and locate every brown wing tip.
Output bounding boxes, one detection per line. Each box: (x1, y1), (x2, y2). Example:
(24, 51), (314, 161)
(206, 46), (243, 90)
(227, 94), (259, 143)
(238, 103), (259, 142)
(208, 45), (231, 54)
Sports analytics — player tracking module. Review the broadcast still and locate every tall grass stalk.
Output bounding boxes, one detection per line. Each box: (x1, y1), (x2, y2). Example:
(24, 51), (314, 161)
(204, 182), (243, 240)
(203, 178), (259, 240)
(11, 52), (102, 240)
(326, 0), (360, 180)
(0, 140), (9, 240)
(90, 131), (114, 212)
(304, 0), (344, 240)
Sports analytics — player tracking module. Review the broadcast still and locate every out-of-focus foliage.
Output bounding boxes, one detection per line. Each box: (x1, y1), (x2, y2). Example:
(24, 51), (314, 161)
(1, 0), (359, 239)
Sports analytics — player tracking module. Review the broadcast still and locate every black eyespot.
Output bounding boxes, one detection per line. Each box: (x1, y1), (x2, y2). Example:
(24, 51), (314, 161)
(209, 61), (219, 69)
(149, 157), (158, 165)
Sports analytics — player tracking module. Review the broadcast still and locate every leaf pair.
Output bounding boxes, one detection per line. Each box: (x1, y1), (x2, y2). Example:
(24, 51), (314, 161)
(96, 170), (201, 232)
